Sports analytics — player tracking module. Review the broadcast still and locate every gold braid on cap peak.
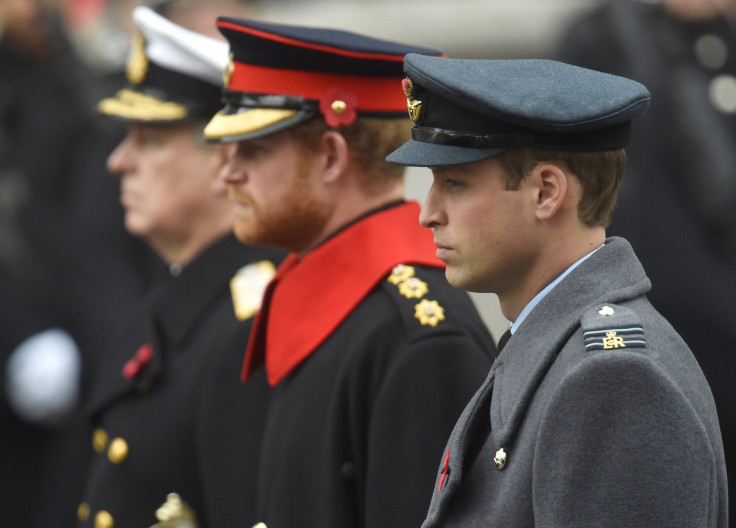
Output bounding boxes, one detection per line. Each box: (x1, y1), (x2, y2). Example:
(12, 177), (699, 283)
(203, 107), (298, 139)
(98, 89), (188, 121)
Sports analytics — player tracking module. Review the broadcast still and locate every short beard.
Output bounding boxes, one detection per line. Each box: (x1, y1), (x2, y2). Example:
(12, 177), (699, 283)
(233, 157), (331, 254)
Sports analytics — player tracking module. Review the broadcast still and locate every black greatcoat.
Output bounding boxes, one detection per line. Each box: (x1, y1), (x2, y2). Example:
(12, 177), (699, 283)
(79, 235), (283, 528)
(242, 202), (495, 528)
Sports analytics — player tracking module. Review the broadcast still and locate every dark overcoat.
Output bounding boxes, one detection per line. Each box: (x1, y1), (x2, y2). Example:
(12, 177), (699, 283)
(78, 235), (283, 528)
(244, 202), (495, 528)
(421, 237), (728, 528)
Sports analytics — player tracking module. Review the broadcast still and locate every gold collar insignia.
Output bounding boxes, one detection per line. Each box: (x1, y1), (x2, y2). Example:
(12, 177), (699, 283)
(230, 260), (277, 321)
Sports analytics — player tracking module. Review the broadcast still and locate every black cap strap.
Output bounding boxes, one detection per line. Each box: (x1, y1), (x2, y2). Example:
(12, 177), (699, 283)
(411, 121), (632, 152)
(411, 126), (533, 148)
(221, 90), (317, 111)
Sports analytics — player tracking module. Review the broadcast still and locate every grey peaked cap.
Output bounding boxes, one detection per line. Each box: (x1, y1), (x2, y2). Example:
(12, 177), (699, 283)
(387, 55), (651, 166)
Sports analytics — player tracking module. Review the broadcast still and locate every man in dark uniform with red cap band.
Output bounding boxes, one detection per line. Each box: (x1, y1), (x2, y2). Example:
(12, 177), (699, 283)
(204, 19), (495, 528)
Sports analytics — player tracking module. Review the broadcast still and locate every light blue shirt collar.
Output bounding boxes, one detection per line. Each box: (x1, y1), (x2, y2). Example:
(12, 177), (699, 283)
(509, 244), (603, 335)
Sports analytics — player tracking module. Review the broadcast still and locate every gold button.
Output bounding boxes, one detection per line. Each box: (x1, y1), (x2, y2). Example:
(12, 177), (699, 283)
(77, 502), (90, 521)
(107, 437), (129, 464)
(331, 100), (346, 114)
(92, 428), (108, 452)
(95, 510), (114, 528)
(709, 74), (736, 114)
(252, 523), (267, 528)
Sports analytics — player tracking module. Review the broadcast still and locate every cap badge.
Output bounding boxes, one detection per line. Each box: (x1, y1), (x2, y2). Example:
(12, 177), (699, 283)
(126, 33), (148, 85)
(223, 52), (235, 88)
(414, 299), (445, 327)
(320, 86), (358, 127)
(402, 77), (422, 123)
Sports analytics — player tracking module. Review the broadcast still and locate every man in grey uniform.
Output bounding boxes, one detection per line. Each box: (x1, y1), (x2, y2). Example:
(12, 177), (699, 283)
(387, 56), (728, 527)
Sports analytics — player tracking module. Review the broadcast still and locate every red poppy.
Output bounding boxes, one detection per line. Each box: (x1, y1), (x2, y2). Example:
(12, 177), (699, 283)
(319, 86), (358, 127)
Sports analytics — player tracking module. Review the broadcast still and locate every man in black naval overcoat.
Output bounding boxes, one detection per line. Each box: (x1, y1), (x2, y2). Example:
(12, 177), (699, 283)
(77, 7), (282, 527)
(387, 56), (728, 527)
(203, 18), (496, 528)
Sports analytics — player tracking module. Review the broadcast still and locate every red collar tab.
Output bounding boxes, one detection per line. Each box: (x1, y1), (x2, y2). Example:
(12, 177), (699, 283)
(241, 202), (443, 386)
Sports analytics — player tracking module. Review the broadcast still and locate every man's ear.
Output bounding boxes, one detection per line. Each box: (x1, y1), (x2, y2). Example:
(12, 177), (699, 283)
(531, 162), (568, 221)
(319, 130), (350, 184)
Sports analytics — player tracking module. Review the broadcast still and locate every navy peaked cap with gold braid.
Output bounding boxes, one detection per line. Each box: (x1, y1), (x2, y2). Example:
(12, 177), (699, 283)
(98, 6), (228, 123)
(203, 18), (443, 143)
(386, 54), (651, 166)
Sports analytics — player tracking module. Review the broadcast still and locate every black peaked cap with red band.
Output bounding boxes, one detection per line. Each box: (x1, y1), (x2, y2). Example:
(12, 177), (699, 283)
(203, 18), (443, 143)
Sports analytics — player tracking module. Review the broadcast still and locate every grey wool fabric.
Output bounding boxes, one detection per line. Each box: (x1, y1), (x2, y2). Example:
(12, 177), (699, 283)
(386, 56), (650, 167)
(421, 237), (728, 528)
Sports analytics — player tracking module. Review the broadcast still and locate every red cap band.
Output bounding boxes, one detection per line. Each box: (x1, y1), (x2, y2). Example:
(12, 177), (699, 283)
(228, 62), (407, 113)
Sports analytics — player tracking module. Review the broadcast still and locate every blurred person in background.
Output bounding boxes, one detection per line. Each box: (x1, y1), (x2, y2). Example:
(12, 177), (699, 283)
(0, 0), (155, 526)
(77, 6), (282, 527)
(555, 0), (736, 518)
(204, 18), (495, 528)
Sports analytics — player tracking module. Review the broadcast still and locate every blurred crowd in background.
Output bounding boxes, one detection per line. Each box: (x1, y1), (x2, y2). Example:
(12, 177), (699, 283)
(1, 0), (734, 526)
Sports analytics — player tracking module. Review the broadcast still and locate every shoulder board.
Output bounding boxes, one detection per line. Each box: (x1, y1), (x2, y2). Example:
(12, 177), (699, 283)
(581, 303), (647, 352)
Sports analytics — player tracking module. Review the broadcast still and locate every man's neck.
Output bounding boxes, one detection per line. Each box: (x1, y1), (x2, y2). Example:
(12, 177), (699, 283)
(500, 227), (606, 322)
(298, 186), (405, 257)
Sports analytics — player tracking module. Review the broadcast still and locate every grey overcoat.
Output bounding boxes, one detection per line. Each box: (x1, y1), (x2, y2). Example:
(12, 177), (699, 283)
(422, 237), (728, 528)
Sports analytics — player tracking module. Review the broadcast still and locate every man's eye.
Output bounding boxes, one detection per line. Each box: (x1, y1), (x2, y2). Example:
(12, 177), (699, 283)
(237, 144), (263, 159)
(135, 128), (168, 146)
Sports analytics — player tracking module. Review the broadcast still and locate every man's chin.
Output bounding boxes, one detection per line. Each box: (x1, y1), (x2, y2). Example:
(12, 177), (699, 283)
(232, 225), (260, 246)
(444, 266), (464, 287)
(445, 268), (486, 293)
(233, 225), (286, 251)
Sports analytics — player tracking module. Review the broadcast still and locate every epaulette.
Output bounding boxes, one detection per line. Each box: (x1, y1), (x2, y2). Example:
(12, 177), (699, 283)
(229, 260), (277, 321)
(581, 303), (647, 352)
(383, 264), (454, 333)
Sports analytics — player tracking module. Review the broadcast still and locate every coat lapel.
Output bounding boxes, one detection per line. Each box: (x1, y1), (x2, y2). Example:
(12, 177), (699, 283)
(490, 237), (651, 454)
(84, 235), (280, 416)
(422, 366), (496, 526)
